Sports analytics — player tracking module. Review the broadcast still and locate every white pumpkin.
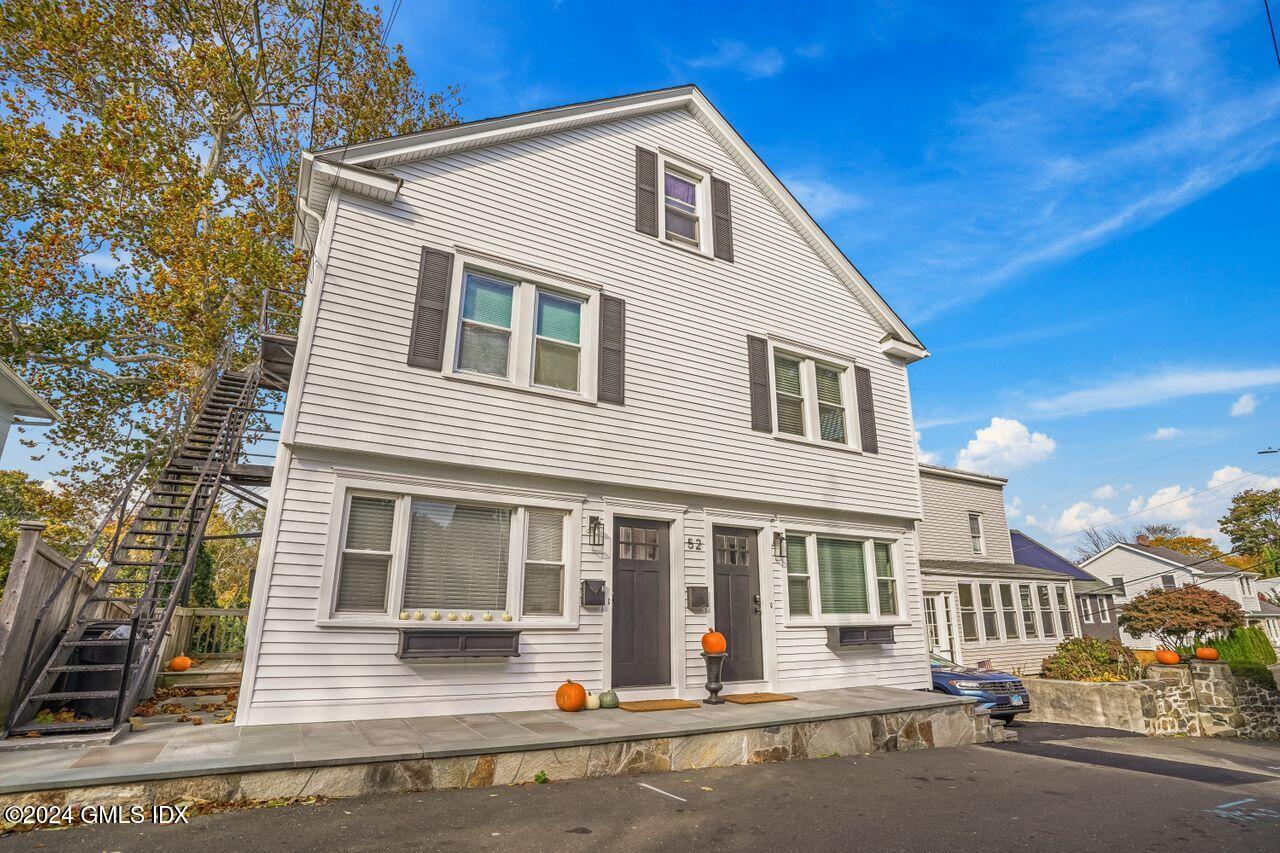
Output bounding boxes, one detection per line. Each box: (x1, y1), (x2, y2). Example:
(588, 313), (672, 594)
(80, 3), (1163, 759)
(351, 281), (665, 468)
(585, 691), (601, 711)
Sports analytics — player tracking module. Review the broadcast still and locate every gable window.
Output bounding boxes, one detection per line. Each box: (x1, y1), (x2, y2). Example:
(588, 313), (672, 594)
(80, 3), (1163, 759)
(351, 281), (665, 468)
(978, 583), (1000, 640)
(969, 513), (985, 555)
(1080, 596), (1095, 624)
(328, 486), (578, 625)
(999, 583), (1019, 639)
(1019, 584), (1039, 638)
(1055, 586), (1074, 637)
(1111, 576), (1126, 596)
(1037, 585), (1057, 638)
(1160, 574), (1176, 591)
(957, 584), (979, 642)
(784, 532), (902, 623)
(770, 344), (859, 449)
(445, 260), (599, 400)
(663, 169), (700, 245)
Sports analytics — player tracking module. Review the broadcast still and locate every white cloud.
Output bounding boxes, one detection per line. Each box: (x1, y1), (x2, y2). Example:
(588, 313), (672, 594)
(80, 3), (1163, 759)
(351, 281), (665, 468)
(1044, 501), (1118, 535)
(1148, 427), (1183, 440)
(783, 176), (866, 220)
(1230, 393), (1258, 417)
(954, 417), (1056, 474)
(687, 41), (786, 79)
(1127, 484), (1199, 522)
(1006, 496), (1024, 521)
(1091, 484), (1118, 500)
(915, 430), (941, 465)
(1025, 366), (1280, 419)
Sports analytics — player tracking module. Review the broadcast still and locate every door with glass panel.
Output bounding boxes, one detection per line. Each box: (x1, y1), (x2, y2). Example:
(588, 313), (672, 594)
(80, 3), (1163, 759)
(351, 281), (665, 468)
(611, 518), (671, 688)
(924, 592), (956, 660)
(712, 526), (763, 683)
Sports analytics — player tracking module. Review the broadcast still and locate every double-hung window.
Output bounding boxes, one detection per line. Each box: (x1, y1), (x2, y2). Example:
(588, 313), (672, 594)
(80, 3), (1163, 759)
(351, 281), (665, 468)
(329, 486), (577, 625)
(1098, 596), (1111, 622)
(770, 344), (859, 449)
(1160, 574), (1176, 591)
(968, 513), (984, 555)
(1037, 585), (1057, 638)
(1081, 596), (1095, 624)
(664, 169), (700, 246)
(979, 583), (1000, 640)
(1110, 577), (1126, 596)
(1019, 584), (1039, 638)
(957, 584), (979, 642)
(1055, 586), (1074, 637)
(784, 533), (901, 623)
(448, 260), (598, 399)
(999, 583), (1020, 639)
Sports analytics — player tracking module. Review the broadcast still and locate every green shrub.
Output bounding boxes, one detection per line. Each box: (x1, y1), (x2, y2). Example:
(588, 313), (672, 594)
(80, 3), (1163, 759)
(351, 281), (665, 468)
(1208, 626), (1278, 666)
(1041, 637), (1142, 682)
(1226, 662), (1277, 691)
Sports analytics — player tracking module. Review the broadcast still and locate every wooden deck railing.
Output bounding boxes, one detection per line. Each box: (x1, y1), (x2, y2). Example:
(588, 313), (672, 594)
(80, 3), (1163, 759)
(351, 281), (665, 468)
(160, 607), (249, 661)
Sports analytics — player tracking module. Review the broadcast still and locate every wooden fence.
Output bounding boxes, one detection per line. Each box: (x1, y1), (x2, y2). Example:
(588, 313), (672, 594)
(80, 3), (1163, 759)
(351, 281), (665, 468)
(159, 607), (249, 662)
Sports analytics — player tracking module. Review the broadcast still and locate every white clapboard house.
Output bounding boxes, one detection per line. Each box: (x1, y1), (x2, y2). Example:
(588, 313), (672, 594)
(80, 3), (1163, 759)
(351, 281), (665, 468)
(917, 464), (1079, 674)
(238, 86), (934, 725)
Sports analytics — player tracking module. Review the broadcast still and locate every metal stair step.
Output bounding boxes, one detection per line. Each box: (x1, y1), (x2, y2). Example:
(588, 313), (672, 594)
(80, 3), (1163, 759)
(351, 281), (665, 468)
(10, 718), (115, 735)
(49, 663), (125, 674)
(31, 690), (119, 702)
(62, 638), (130, 647)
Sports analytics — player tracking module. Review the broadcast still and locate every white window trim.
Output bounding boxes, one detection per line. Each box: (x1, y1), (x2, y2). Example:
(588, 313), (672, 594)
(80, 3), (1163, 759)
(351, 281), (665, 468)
(766, 337), (863, 453)
(318, 475), (583, 630)
(1098, 596), (1111, 623)
(441, 254), (600, 404)
(1081, 595), (1095, 624)
(656, 150), (714, 258)
(782, 530), (907, 627)
(976, 581), (1001, 642)
(998, 581), (1022, 642)
(968, 513), (985, 556)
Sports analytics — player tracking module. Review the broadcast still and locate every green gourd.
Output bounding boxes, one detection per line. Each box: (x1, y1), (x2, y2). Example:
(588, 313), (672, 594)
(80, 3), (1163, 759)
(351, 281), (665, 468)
(598, 690), (619, 709)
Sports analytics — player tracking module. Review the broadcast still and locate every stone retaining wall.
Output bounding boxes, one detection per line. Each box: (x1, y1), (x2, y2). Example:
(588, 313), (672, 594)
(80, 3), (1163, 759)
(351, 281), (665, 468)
(1024, 661), (1280, 739)
(1, 703), (1003, 809)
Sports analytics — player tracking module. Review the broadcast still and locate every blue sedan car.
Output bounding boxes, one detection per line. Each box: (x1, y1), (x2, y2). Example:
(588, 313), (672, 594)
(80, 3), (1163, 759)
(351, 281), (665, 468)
(930, 655), (1029, 722)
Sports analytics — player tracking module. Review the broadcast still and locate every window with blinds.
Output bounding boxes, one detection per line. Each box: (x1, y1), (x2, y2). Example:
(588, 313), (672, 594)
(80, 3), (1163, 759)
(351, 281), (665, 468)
(815, 364), (847, 443)
(816, 537), (868, 615)
(523, 509), (567, 616)
(786, 534), (811, 616)
(533, 291), (582, 392)
(874, 542), (897, 615)
(773, 354), (806, 436)
(458, 273), (515, 377)
(335, 495), (397, 612)
(403, 500), (512, 611)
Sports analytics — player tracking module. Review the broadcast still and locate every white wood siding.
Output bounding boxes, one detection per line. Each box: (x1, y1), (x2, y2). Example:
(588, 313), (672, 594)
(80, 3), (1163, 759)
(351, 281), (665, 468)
(918, 470), (1013, 562)
(922, 576), (1073, 674)
(240, 449), (929, 725)
(289, 108), (921, 518)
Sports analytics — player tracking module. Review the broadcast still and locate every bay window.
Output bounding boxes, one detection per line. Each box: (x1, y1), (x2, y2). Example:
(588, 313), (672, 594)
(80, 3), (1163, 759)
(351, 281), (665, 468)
(784, 532), (902, 622)
(329, 486), (577, 624)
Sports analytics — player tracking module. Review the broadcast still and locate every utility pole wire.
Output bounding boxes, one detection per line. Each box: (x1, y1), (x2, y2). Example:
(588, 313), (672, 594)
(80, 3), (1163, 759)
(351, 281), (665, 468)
(308, 0), (329, 151)
(1266, 0), (1280, 70)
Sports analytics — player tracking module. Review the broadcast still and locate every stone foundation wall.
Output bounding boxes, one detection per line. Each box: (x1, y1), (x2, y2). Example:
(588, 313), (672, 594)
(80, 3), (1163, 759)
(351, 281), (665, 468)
(0, 703), (1001, 809)
(1024, 661), (1280, 739)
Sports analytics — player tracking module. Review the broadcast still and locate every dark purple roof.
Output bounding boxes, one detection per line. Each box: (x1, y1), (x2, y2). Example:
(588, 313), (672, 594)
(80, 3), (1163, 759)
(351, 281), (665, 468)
(1010, 530), (1097, 581)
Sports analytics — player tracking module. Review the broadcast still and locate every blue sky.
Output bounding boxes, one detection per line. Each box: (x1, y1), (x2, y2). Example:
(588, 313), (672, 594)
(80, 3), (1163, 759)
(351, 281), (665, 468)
(6, 1), (1279, 558)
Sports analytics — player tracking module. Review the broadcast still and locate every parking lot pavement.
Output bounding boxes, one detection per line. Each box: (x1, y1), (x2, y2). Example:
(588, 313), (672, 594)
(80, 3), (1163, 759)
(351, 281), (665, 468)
(4, 723), (1280, 852)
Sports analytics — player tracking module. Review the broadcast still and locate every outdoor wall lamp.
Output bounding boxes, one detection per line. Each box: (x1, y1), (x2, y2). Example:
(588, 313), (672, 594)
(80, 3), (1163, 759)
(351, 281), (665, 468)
(772, 531), (787, 562)
(588, 515), (604, 547)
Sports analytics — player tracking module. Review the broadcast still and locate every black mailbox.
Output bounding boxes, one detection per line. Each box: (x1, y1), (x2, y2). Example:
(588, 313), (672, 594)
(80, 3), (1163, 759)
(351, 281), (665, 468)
(582, 579), (607, 606)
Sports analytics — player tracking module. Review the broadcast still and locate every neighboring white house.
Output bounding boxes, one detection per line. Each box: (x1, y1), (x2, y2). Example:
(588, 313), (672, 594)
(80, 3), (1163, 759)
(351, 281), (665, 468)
(1081, 537), (1271, 650)
(917, 464), (1079, 674)
(0, 361), (57, 455)
(237, 86), (935, 726)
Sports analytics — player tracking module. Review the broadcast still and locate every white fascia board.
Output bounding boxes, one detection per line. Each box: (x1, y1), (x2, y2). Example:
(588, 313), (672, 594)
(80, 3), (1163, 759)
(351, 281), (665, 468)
(0, 361), (57, 420)
(292, 152), (404, 248)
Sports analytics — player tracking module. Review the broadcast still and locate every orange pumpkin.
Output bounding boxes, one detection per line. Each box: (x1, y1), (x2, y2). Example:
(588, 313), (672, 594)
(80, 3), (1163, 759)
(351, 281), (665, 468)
(1194, 647), (1220, 661)
(555, 678), (586, 712)
(701, 629), (727, 655)
(169, 655), (192, 672)
(1154, 649), (1180, 665)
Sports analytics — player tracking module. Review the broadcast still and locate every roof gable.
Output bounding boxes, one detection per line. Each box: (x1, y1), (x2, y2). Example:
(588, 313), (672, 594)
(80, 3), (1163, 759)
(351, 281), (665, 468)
(295, 85), (925, 355)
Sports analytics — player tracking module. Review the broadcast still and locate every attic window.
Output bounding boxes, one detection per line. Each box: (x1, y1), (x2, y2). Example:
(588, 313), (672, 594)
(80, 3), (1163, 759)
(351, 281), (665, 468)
(663, 169), (700, 246)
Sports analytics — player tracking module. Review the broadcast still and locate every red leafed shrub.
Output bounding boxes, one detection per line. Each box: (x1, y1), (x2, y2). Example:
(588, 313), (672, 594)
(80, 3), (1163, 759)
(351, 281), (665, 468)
(1117, 584), (1245, 649)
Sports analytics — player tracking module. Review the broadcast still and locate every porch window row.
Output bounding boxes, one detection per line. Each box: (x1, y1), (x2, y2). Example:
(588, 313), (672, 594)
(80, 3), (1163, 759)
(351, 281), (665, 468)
(956, 580), (1075, 644)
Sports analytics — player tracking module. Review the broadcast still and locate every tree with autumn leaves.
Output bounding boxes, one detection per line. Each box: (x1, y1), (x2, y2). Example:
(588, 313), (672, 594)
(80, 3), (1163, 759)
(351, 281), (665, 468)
(1117, 584), (1245, 650)
(0, 0), (459, 504)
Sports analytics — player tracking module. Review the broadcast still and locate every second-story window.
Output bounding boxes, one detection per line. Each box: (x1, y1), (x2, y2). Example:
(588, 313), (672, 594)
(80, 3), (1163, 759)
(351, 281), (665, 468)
(968, 513), (984, 554)
(459, 273), (516, 377)
(664, 169), (700, 245)
(533, 291), (582, 391)
(771, 348), (857, 448)
(774, 354), (806, 436)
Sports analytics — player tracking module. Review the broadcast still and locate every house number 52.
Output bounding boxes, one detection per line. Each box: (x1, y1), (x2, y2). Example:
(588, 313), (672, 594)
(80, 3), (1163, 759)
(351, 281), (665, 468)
(685, 537), (704, 552)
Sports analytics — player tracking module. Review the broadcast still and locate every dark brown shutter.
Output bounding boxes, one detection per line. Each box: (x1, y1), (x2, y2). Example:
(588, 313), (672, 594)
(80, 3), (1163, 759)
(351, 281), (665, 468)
(635, 147), (659, 237)
(598, 295), (626, 404)
(407, 247), (453, 370)
(747, 336), (772, 432)
(711, 177), (734, 262)
(854, 366), (879, 453)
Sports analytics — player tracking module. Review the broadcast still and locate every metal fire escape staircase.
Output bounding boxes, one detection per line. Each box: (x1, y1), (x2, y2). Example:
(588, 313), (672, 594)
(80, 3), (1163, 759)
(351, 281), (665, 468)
(4, 348), (264, 737)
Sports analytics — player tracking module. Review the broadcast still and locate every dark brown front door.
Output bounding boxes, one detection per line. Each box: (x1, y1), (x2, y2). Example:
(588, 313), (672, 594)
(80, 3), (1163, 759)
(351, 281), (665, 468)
(712, 526), (764, 682)
(611, 517), (670, 688)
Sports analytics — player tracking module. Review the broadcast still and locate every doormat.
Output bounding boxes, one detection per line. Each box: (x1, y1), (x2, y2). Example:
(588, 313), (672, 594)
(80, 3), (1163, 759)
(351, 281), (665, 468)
(617, 699), (701, 712)
(723, 693), (797, 705)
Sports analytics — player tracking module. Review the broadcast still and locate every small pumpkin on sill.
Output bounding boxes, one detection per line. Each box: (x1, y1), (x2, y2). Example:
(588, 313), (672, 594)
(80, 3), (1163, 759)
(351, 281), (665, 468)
(1154, 648), (1181, 665)
(556, 678), (587, 712)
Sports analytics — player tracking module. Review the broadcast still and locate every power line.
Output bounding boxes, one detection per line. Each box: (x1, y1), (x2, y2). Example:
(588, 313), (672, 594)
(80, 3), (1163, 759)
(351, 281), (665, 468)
(307, 0), (329, 150)
(1029, 442), (1199, 515)
(1266, 0), (1280, 71)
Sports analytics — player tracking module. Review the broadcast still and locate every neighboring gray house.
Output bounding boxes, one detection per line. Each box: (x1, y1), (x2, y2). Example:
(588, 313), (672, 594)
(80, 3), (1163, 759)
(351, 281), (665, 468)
(1010, 529), (1121, 642)
(918, 465), (1078, 674)
(0, 361), (57, 455)
(238, 86), (936, 726)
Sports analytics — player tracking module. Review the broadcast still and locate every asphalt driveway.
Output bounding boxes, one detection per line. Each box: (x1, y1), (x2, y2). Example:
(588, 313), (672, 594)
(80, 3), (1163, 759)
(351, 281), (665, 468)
(4, 722), (1280, 851)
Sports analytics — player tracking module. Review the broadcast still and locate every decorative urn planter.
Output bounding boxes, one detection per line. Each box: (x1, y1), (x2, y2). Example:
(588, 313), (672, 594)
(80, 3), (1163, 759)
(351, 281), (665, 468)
(1154, 649), (1181, 665)
(1194, 646), (1220, 661)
